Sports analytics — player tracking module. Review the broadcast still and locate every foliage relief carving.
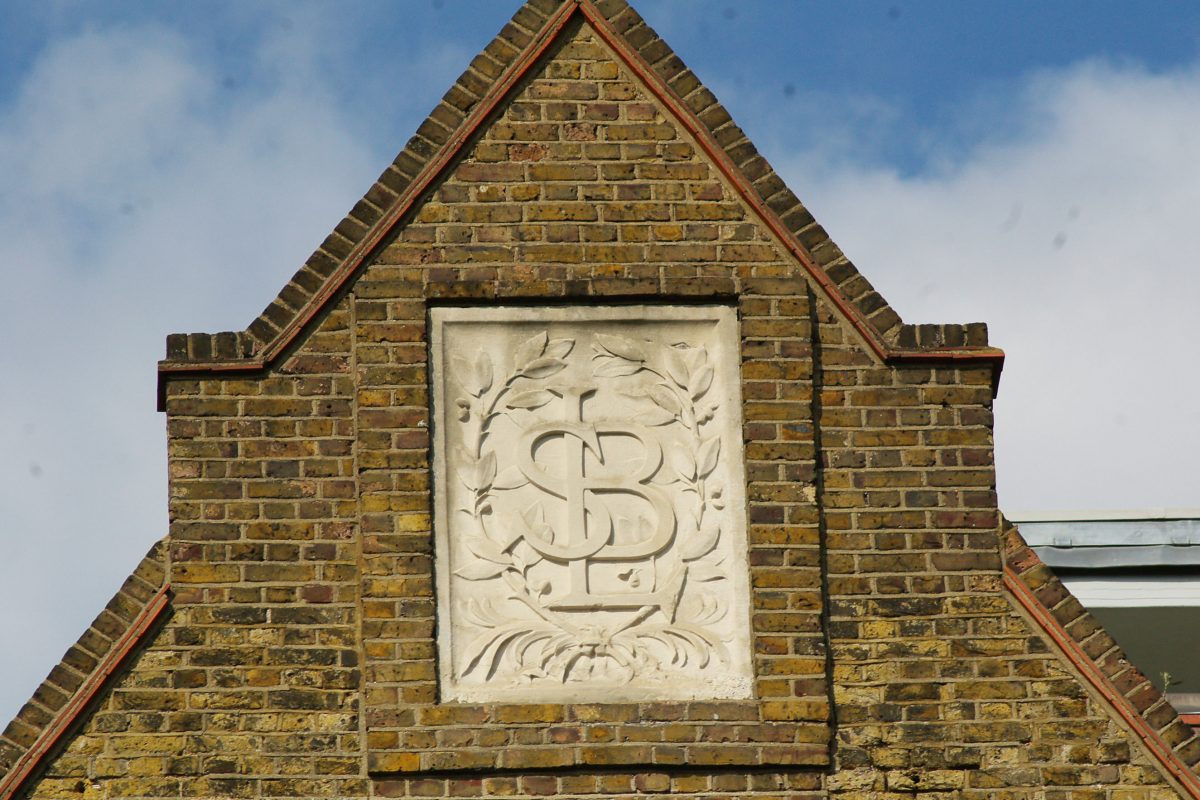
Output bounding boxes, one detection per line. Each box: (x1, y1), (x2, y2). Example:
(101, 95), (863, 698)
(449, 329), (734, 687)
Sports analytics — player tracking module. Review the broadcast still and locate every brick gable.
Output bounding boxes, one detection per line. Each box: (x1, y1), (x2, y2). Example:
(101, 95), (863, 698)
(355, 16), (827, 774)
(4, 1), (1199, 799)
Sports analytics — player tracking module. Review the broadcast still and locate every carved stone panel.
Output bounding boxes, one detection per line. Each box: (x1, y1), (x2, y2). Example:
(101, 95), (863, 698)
(430, 306), (752, 703)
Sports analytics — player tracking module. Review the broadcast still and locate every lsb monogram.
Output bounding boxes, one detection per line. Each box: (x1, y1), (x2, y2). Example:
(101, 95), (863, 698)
(516, 385), (680, 612)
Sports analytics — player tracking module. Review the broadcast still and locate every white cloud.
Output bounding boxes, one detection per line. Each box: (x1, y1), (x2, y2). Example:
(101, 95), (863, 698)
(0, 21), (380, 725)
(776, 59), (1200, 512)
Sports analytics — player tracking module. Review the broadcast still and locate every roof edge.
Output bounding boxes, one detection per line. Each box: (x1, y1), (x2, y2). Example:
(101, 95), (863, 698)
(1008, 508), (1200, 523)
(156, 0), (1005, 411)
(0, 541), (171, 800)
(1001, 516), (1200, 794)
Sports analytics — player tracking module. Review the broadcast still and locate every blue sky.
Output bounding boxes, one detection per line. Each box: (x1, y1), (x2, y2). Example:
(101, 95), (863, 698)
(6, 2), (1200, 174)
(1, 0), (1199, 727)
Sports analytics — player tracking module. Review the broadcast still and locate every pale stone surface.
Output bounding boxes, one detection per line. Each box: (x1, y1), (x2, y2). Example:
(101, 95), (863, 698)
(431, 305), (753, 703)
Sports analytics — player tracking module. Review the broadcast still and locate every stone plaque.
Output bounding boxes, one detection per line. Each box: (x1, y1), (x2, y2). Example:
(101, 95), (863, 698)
(431, 306), (752, 703)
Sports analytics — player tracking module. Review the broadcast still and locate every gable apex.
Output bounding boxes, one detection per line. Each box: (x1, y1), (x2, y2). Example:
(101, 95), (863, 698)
(156, 0), (1002, 409)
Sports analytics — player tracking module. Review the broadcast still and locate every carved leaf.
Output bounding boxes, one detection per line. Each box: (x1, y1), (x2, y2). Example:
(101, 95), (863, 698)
(670, 629), (705, 667)
(455, 445), (479, 490)
(454, 560), (507, 581)
(648, 465), (678, 485)
(513, 538), (543, 568)
(594, 358), (643, 377)
(475, 450), (497, 491)
(689, 365), (714, 400)
(607, 643), (637, 675)
(651, 630), (685, 665)
(491, 512), (526, 550)
(455, 464), (477, 492)
(502, 569), (524, 595)
(450, 355), (472, 393)
(461, 599), (488, 628)
(509, 546), (527, 573)
(460, 624), (526, 677)
(465, 534), (509, 565)
(506, 389), (556, 410)
(519, 357), (568, 379)
(560, 651), (586, 682)
(506, 408), (537, 430)
(687, 563), (725, 582)
(540, 633), (574, 670)
(690, 594), (727, 625)
(492, 465), (529, 491)
(647, 384), (682, 415)
(514, 331), (548, 368)
(641, 407), (677, 427)
(594, 333), (646, 362)
(668, 627), (711, 668)
(455, 352), (494, 398)
(663, 347), (689, 387)
(521, 504), (555, 544)
(477, 352), (495, 392)
(697, 437), (721, 478)
(678, 622), (729, 664)
(545, 338), (575, 360)
(514, 630), (555, 665)
(681, 518), (720, 561)
(670, 444), (696, 481)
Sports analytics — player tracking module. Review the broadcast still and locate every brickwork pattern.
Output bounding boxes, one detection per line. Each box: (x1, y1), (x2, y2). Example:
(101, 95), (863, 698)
(812, 295), (1192, 798)
(370, 770), (823, 799)
(356, 18), (828, 774)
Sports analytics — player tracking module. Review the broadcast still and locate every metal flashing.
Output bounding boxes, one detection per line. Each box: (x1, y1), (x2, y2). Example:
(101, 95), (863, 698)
(1019, 516), (1200, 556)
(1036, 545), (1200, 569)
(1008, 509), (1200, 523)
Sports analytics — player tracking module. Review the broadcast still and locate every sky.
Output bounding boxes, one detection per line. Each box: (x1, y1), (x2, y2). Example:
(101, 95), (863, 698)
(1, 0), (1199, 727)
